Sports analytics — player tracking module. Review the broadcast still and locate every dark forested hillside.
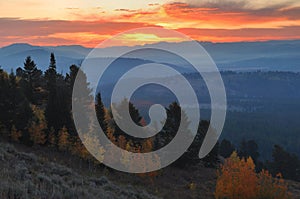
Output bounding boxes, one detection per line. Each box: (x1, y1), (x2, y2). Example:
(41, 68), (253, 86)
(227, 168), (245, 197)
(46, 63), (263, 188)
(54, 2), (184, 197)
(98, 71), (300, 160)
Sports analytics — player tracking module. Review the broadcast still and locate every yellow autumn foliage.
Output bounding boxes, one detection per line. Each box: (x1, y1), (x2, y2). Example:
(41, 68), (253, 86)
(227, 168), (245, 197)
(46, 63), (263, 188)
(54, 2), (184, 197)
(215, 151), (291, 199)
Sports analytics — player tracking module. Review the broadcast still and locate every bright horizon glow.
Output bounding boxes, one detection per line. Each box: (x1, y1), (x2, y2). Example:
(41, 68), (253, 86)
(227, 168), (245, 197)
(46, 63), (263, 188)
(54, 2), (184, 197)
(0, 0), (300, 47)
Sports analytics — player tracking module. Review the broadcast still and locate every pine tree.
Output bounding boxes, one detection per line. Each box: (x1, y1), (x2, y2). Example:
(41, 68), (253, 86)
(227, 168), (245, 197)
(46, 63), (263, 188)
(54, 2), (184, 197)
(65, 64), (78, 89)
(238, 140), (260, 164)
(0, 69), (32, 143)
(24, 56), (37, 73)
(49, 53), (56, 70)
(158, 102), (189, 146)
(110, 99), (142, 139)
(8, 70), (32, 130)
(271, 145), (300, 181)
(45, 53), (71, 131)
(45, 53), (58, 130)
(71, 67), (93, 136)
(199, 121), (219, 166)
(95, 92), (108, 134)
(65, 64), (79, 133)
(0, 70), (10, 138)
(219, 139), (235, 158)
(22, 56), (42, 104)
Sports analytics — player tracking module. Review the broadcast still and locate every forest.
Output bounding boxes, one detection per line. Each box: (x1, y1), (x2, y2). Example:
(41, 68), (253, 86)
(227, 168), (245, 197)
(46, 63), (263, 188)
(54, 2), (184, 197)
(0, 53), (300, 198)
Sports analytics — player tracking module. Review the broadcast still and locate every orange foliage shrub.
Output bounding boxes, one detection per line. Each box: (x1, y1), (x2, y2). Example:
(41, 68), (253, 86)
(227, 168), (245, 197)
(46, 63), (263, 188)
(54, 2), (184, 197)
(215, 151), (290, 199)
(257, 170), (291, 199)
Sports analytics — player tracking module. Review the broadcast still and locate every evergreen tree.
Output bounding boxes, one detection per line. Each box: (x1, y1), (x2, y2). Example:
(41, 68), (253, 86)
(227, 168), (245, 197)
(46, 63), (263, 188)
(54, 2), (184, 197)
(16, 67), (24, 77)
(65, 64), (78, 89)
(0, 70), (10, 138)
(238, 140), (260, 164)
(0, 69), (32, 140)
(270, 145), (300, 181)
(71, 67), (93, 136)
(193, 120), (219, 167)
(24, 56), (37, 73)
(156, 102), (183, 148)
(219, 139), (235, 158)
(156, 102), (219, 168)
(112, 99), (143, 140)
(65, 64), (79, 133)
(45, 53), (70, 131)
(45, 53), (57, 90)
(22, 56), (43, 104)
(49, 53), (56, 70)
(166, 117), (219, 168)
(45, 53), (58, 130)
(95, 92), (108, 134)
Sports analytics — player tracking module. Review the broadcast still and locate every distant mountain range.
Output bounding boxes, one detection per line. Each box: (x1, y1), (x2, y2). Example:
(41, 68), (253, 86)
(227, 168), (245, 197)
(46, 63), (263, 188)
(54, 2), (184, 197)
(0, 40), (300, 73)
(0, 44), (88, 73)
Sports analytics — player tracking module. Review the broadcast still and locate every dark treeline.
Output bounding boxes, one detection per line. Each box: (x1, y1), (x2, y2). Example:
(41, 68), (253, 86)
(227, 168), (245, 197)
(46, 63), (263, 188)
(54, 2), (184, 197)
(0, 53), (299, 181)
(0, 53), (219, 170)
(0, 54), (79, 152)
(219, 139), (300, 181)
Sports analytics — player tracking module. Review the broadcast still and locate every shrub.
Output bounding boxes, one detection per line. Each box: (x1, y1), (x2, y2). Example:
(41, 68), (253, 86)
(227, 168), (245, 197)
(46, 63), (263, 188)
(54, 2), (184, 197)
(215, 151), (290, 199)
(257, 170), (290, 199)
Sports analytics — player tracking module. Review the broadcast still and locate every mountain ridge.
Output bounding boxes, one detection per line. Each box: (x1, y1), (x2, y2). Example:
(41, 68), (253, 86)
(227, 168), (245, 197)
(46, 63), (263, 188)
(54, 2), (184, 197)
(1, 40), (300, 72)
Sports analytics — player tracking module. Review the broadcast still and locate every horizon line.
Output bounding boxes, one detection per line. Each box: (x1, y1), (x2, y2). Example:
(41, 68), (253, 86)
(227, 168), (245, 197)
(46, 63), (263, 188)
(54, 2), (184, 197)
(2, 38), (300, 49)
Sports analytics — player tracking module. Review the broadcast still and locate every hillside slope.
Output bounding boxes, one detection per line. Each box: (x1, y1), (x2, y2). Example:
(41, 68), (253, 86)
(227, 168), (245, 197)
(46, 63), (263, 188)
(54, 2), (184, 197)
(1, 141), (299, 198)
(0, 141), (217, 199)
(0, 142), (159, 199)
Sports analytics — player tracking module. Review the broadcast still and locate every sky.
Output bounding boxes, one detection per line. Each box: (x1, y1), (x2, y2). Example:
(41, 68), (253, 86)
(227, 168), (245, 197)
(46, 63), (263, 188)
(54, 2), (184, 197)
(0, 0), (300, 47)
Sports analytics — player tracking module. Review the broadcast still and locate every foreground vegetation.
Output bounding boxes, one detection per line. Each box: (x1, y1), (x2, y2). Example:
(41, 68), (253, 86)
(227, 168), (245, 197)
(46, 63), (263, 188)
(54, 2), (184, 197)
(1, 141), (300, 199)
(0, 142), (159, 199)
(216, 152), (291, 199)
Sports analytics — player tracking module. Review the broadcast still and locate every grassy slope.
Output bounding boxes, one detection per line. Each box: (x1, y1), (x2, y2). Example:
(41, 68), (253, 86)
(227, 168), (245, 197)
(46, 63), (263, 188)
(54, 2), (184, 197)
(0, 141), (217, 199)
(0, 142), (159, 199)
(0, 141), (299, 199)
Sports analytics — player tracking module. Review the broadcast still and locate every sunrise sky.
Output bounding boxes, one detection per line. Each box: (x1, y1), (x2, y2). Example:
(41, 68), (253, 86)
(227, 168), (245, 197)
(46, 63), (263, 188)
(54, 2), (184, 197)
(1, 0), (300, 47)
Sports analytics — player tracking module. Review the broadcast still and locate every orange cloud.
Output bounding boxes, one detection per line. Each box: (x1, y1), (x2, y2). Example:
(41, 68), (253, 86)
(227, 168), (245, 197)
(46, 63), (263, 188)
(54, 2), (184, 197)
(1, 1), (300, 47)
(0, 18), (160, 47)
(177, 26), (300, 42)
(144, 2), (300, 28)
